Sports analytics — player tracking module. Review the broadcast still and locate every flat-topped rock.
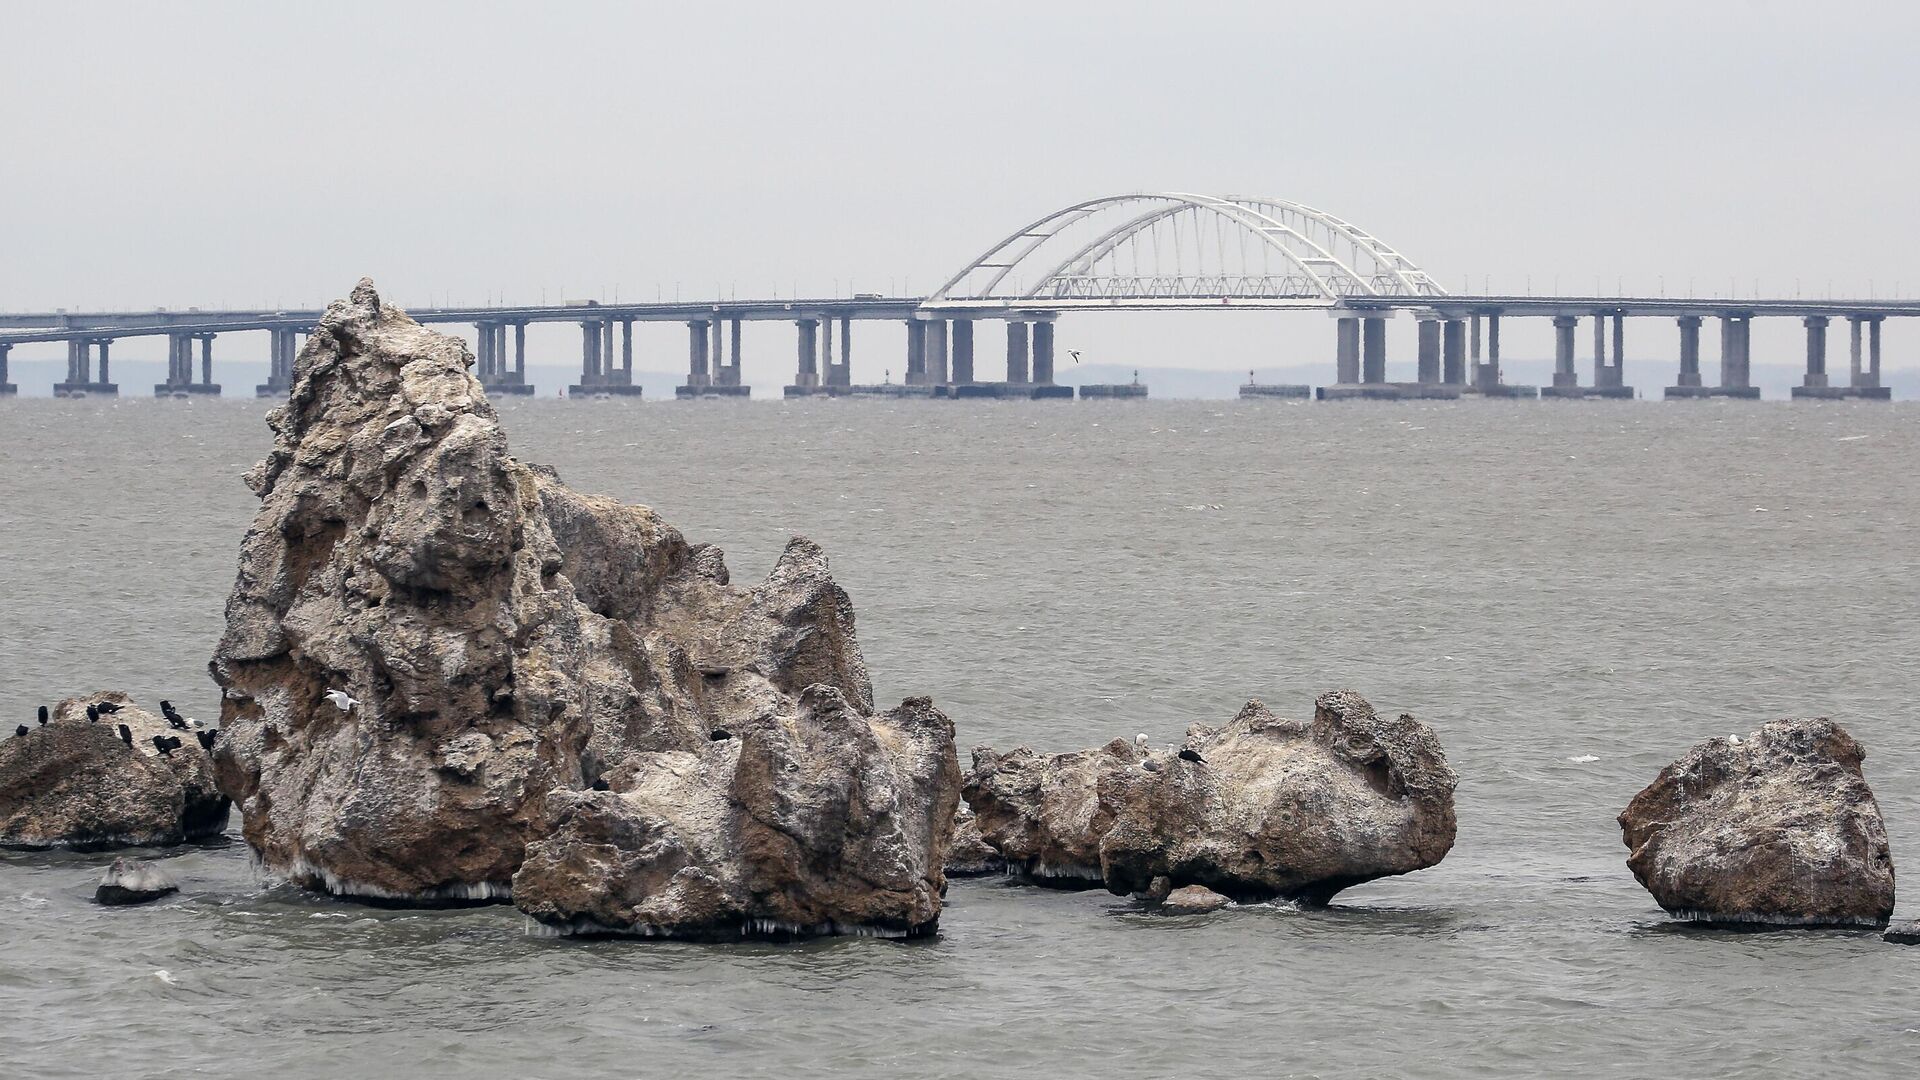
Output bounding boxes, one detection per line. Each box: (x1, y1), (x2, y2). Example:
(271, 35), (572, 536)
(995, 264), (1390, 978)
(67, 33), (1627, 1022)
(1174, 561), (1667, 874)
(95, 856), (180, 905)
(964, 691), (1457, 904)
(0, 692), (228, 850)
(1161, 884), (1231, 914)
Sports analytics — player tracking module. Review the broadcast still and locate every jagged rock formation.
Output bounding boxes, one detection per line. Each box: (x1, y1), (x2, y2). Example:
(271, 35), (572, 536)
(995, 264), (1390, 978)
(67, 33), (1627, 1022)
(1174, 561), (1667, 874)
(96, 857), (180, 905)
(209, 280), (958, 938)
(943, 800), (1006, 877)
(0, 693), (228, 849)
(963, 691), (1457, 904)
(1619, 718), (1894, 927)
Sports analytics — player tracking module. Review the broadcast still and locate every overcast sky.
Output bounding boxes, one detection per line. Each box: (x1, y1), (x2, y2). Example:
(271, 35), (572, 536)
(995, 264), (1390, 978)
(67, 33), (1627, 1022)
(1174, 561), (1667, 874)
(6, 1), (1917, 377)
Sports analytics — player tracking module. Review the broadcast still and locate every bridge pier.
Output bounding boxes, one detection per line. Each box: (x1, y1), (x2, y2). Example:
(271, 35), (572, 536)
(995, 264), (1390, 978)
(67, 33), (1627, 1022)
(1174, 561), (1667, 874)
(1360, 316), (1387, 383)
(1710, 315), (1760, 398)
(1006, 321), (1030, 384)
(1416, 318), (1441, 383)
(1551, 315), (1579, 388)
(827, 317), (851, 387)
(1032, 320), (1065, 396)
(687, 320), (711, 386)
(1334, 317), (1360, 383)
(1442, 319), (1466, 385)
(476, 322), (532, 395)
(256, 328), (296, 396)
(904, 319), (926, 385)
(56, 337), (117, 398)
(925, 319), (949, 385)
(1795, 313), (1889, 399)
(950, 319), (975, 385)
(0, 343), (13, 395)
(158, 332), (221, 396)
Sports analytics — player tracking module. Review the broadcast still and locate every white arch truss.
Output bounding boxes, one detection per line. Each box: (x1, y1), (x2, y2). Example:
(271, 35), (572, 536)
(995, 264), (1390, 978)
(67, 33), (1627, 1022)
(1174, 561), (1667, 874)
(926, 192), (1446, 304)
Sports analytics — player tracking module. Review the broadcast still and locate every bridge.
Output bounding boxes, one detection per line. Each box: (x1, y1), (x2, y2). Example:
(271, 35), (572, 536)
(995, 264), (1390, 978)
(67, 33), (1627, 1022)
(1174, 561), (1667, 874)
(0, 192), (1907, 401)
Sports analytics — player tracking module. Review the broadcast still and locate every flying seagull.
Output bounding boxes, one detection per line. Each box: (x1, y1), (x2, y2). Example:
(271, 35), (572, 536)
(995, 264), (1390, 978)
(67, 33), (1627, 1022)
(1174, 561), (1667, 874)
(1069, 349), (1082, 363)
(324, 689), (360, 713)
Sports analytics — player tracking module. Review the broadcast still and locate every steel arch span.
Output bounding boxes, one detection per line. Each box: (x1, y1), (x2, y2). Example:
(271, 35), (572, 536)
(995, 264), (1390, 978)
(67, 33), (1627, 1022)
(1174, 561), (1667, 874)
(926, 192), (1446, 306)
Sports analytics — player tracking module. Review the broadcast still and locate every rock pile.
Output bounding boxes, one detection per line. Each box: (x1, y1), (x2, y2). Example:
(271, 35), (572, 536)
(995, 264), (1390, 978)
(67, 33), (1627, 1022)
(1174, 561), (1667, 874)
(963, 691), (1457, 904)
(209, 280), (959, 938)
(0, 692), (228, 849)
(1619, 718), (1894, 927)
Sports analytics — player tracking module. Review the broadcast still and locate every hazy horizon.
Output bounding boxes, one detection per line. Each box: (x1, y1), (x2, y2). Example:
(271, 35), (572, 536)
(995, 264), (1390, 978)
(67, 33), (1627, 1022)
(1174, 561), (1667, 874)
(6, 0), (1918, 376)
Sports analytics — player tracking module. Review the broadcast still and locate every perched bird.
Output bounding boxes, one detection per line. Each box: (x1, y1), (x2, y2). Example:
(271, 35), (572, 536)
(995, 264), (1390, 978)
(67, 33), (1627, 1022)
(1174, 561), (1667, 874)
(37, 705), (49, 724)
(709, 729), (733, 742)
(86, 704), (99, 723)
(589, 777), (610, 792)
(94, 700), (122, 715)
(158, 700), (176, 716)
(152, 735), (174, 758)
(166, 714), (189, 731)
(323, 689), (360, 713)
(117, 724), (133, 747)
(13, 725), (26, 738)
(1135, 733), (1149, 751)
(1178, 747), (1206, 765)
(195, 730), (217, 751)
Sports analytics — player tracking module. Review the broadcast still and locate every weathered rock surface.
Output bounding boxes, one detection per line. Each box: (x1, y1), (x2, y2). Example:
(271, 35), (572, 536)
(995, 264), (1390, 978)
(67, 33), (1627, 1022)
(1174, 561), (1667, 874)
(1883, 920), (1920, 946)
(943, 800), (1006, 878)
(1619, 718), (1894, 927)
(210, 280), (959, 937)
(1161, 884), (1231, 914)
(0, 693), (228, 849)
(964, 691), (1457, 903)
(95, 856), (180, 905)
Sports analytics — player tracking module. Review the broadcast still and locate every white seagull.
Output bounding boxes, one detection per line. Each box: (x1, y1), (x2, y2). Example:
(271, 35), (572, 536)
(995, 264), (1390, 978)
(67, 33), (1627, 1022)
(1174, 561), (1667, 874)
(323, 689), (360, 713)
(1135, 733), (1150, 751)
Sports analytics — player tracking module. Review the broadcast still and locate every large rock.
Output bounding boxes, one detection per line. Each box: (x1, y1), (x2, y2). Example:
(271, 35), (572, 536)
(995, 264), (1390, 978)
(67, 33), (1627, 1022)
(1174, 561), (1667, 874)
(0, 692), (228, 849)
(943, 799), (1007, 878)
(95, 857), (180, 905)
(964, 691), (1457, 903)
(209, 280), (959, 937)
(1619, 718), (1894, 927)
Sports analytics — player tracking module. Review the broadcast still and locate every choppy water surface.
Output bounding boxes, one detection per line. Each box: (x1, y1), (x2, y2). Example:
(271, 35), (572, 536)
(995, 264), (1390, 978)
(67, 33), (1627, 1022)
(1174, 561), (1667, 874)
(2, 397), (1917, 1079)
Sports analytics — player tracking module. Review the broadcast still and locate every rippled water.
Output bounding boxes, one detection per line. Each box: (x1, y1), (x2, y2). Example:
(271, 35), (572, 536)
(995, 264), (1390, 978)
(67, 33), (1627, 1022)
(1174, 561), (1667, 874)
(2, 396), (1917, 1078)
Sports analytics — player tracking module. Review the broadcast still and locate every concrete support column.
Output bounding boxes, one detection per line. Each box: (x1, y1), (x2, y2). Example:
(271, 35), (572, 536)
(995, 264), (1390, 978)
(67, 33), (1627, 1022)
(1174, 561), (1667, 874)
(0, 343), (11, 392)
(1360, 316), (1386, 383)
(1441, 319), (1466, 385)
(1416, 319), (1441, 383)
(1868, 318), (1883, 387)
(581, 322), (600, 383)
(830, 316), (850, 386)
(1032, 321), (1055, 385)
(687, 321), (710, 386)
(731, 319), (744, 386)
(1591, 314), (1606, 387)
(200, 335), (213, 385)
(796, 319), (819, 386)
(951, 319), (975, 384)
(905, 320), (926, 384)
(1843, 313), (1858, 384)
(1552, 315), (1578, 387)
(1006, 321), (1030, 383)
(1480, 314), (1503, 390)
(604, 321), (617, 383)
(820, 317), (833, 384)
(514, 323), (526, 382)
(477, 323), (494, 378)
(1719, 315), (1750, 389)
(709, 318), (727, 386)
(1470, 315), (1482, 367)
(96, 340), (110, 385)
(621, 320), (634, 382)
(1802, 315), (1829, 387)
(925, 319), (949, 385)
(1609, 314), (1625, 388)
(1676, 316), (1702, 386)
(1334, 317), (1360, 384)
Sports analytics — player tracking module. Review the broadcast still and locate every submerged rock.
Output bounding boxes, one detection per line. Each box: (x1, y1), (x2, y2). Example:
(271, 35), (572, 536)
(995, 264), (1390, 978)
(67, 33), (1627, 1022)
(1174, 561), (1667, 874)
(95, 856), (180, 905)
(0, 693), (228, 849)
(964, 692), (1457, 903)
(1161, 884), (1230, 914)
(1619, 718), (1893, 927)
(209, 280), (958, 937)
(1884, 920), (1920, 946)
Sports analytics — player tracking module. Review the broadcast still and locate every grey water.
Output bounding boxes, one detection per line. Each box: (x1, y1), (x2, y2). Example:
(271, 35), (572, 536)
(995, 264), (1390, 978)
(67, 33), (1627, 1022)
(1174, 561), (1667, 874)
(1, 397), (1917, 1079)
